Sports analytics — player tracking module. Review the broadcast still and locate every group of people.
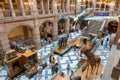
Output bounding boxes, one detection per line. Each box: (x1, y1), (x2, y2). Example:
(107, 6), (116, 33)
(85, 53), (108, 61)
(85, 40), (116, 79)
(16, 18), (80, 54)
(41, 37), (52, 52)
(49, 55), (59, 75)
(41, 37), (52, 47)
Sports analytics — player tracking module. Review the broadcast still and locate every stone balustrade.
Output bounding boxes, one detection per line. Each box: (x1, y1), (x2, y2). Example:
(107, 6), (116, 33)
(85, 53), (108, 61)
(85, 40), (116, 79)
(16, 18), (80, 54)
(0, 8), (119, 20)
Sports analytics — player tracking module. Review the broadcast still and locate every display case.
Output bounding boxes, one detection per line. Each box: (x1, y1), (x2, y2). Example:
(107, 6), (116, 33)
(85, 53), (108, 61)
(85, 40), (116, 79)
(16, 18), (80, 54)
(5, 50), (17, 61)
(4, 54), (23, 78)
(22, 50), (41, 77)
(4, 50), (41, 78)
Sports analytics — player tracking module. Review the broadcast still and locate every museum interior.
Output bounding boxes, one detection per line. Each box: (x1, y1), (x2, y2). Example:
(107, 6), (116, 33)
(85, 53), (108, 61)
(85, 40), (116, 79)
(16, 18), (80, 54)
(0, 0), (120, 80)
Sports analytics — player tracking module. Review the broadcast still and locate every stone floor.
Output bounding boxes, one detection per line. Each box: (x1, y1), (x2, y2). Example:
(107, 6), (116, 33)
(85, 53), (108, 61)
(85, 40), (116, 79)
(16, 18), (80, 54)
(0, 32), (110, 80)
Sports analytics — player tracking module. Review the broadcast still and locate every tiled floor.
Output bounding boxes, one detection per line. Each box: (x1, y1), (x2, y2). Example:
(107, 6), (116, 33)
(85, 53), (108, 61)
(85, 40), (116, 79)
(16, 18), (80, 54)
(0, 32), (110, 80)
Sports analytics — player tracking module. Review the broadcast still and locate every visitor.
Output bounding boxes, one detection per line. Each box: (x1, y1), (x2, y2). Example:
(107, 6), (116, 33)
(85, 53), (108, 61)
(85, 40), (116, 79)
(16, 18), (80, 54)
(48, 37), (52, 44)
(50, 48), (54, 55)
(101, 37), (104, 45)
(55, 62), (59, 74)
(51, 57), (55, 64)
(49, 55), (52, 64)
(51, 57), (55, 75)
(67, 64), (70, 75)
(61, 29), (64, 34)
(103, 38), (108, 49)
(38, 66), (43, 79)
(43, 39), (47, 52)
(73, 44), (77, 52)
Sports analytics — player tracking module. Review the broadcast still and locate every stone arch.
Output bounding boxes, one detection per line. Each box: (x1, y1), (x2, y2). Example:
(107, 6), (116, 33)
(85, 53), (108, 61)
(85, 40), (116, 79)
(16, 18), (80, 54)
(58, 18), (66, 35)
(8, 25), (35, 50)
(7, 24), (34, 34)
(39, 21), (54, 42)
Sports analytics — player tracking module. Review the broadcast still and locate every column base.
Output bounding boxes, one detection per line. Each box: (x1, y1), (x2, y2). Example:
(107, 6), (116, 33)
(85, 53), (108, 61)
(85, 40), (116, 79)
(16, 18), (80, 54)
(35, 44), (41, 50)
(53, 34), (58, 41)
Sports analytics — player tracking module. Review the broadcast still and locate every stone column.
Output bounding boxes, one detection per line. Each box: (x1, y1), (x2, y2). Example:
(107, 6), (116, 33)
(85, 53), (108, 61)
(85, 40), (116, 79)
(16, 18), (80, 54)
(52, 0), (57, 14)
(53, 17), (58, 40)
(19, 0), (26, 16)
(88, 0), (91, 8)
(47, 0), (50, 14)
(76, 0), (81, 12)
(65, 19), (70, 34)
(114, 17), (120, 44)
(0, 9), (4, 19)
(33, 20), (41, 49)
(29, 0), (38, 16)
(61, 0), (64, 12)
(66, 0), (70, 12)
(93, 0), (96, 9)
(7, 0), (16, 17)
(0, 32), (10, 51)
(40, 0), (45, 14)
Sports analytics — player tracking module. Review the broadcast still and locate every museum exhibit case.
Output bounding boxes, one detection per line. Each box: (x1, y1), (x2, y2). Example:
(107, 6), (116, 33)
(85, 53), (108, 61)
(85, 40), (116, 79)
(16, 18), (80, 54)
(22, 50), (41, 78)
(4, 50), (23, 78)
(4, 50), (41, 78)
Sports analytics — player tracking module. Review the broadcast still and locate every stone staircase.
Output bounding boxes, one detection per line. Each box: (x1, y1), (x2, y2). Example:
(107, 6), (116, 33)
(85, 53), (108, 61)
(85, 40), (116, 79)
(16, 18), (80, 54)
(85, 21), (104, 35)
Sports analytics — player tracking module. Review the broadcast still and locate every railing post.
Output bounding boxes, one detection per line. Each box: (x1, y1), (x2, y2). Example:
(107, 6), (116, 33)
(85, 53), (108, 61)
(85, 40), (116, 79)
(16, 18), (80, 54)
(0, 10), (4, 19)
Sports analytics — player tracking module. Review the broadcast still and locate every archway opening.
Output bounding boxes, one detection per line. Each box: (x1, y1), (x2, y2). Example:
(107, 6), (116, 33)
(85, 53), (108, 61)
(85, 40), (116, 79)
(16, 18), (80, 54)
(40, 21), (53, 42)
(58, 18), (66, 35)
(8, 26), (34, 51)
(107, 20), (118, 34)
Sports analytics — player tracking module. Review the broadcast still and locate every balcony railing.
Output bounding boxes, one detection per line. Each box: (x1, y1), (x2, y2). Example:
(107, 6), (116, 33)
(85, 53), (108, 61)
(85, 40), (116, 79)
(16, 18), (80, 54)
(50, 10), (53, 14)
(15, 10), (22, 17)
(38, 10), (43, 15)
(2, 10), (12, 18)
(0, 8), (119, 20)
(25, 10), (31, 16)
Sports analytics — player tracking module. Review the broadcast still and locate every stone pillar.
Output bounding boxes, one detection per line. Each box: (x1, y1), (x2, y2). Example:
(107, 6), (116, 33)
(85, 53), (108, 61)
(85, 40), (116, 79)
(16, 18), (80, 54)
(19, 0), (26, 16)
(40, 0), (45, 14)
(0, 32), (10, 51)
(29, 0), (38, 16)
(53, 17), (58, 40)
(114, 17), (120, 44)
(66, 0), (70, 12)
(93, 0), (96, 9)
(7, 0), (16, 17)
(65, 19), (70, 34)
(76, 0), (81, 12)
(47, 0), (50, 14)
(52, 0), (57, 14)
(61, 0), (64, 11)
(88, 0), (90, 8)
(0, 10), (4, 19)
(33, 20), (41, 49)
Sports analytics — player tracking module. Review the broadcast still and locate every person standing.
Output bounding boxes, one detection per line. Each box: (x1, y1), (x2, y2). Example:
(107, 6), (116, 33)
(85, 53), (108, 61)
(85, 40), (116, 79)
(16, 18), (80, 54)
(103, 38), (108, 49)
(43, 39), (47, 52)
(38, 66), (43, 80)
(49, 55), (52, 64)
(55, 62), (59, 74)
(67, 64), (70, 75)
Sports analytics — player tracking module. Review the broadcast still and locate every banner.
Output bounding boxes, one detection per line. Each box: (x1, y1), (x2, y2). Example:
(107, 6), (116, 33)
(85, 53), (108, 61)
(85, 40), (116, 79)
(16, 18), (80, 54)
(94, 12), (109, 16)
